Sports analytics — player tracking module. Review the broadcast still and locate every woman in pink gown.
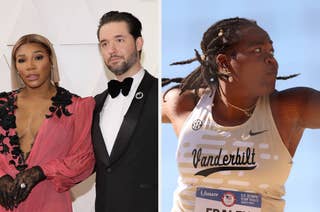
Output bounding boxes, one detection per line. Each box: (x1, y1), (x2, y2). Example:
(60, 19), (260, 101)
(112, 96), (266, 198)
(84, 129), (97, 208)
(0, 34), (95, 211)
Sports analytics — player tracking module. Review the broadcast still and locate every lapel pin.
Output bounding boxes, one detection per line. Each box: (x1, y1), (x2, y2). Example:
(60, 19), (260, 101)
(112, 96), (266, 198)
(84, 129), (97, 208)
(135, 91), (144, 99)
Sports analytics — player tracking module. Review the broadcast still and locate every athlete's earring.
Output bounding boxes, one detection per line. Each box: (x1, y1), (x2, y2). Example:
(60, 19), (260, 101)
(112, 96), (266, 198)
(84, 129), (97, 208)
(220, 67), (233, 83)
(221, 67), (231, 75)
(228, 75), (233, 83)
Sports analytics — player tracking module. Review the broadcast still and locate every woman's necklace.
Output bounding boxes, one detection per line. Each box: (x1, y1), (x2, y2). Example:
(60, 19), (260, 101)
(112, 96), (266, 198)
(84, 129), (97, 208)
(216, 89), (257, 117)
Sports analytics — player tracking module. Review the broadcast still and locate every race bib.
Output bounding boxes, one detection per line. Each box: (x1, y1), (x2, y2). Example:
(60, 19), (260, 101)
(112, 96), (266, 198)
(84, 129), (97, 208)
(194, 187), (261, 212)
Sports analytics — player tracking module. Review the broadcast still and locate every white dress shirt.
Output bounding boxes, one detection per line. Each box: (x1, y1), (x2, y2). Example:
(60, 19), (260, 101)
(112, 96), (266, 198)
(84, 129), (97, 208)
(100, 69), (145, 155)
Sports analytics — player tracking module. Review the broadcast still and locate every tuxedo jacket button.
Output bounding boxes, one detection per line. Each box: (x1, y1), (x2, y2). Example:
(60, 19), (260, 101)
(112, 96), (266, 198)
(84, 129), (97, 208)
(106, 168), (112, 173)
(139, 184), (152, 189)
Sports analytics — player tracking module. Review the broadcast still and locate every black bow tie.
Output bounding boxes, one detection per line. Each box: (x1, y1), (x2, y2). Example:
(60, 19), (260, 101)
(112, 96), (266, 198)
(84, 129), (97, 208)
(108, 77), (133, 98)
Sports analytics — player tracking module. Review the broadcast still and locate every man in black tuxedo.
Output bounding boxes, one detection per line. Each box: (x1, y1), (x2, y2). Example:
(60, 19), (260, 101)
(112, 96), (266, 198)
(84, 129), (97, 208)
(91, 11), (158, 212)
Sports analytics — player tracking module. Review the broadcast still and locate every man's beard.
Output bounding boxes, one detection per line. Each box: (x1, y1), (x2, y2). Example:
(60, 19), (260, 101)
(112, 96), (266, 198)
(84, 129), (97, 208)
(106, 51), (138, 76)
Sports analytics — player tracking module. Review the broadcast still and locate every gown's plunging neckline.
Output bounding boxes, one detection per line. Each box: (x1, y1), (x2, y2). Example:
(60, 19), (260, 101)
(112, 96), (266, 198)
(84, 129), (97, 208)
(14, 91), (54, 161)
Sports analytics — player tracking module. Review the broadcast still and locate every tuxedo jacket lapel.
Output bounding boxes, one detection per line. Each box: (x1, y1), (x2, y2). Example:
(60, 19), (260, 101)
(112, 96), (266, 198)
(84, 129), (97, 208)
(93, 90), (111, 167)
(110, 71), (154, 164)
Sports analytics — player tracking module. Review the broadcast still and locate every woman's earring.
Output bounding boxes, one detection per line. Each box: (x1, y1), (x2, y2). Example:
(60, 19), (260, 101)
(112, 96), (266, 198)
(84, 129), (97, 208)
(222, 68), (231, 75)
(16, 71), (22, 80)
(228, 76), (233, 83)
(221, 67), (233, 82)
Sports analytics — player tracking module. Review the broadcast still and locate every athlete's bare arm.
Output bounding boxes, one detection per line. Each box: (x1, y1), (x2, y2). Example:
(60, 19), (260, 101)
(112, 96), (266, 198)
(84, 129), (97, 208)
(271, 87), (320, 156)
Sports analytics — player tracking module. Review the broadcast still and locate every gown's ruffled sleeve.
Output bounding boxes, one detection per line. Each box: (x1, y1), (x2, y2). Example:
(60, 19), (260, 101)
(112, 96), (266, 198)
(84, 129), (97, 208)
(40, 97), (95, 192)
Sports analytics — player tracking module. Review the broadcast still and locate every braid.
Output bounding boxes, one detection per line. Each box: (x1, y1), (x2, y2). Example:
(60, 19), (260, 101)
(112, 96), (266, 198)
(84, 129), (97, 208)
(276, 73), (300, 80)
(170, 58), (197, 66)
(162, 77), (183, 87)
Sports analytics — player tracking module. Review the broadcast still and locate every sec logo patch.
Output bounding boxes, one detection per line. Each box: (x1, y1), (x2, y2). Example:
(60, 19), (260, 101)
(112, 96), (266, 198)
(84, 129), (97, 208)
(192, 119), (203, 131)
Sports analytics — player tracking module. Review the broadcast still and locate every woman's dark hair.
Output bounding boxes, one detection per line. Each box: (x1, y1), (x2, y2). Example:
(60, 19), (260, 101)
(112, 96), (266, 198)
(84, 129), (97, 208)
(162, 17), (298, 97)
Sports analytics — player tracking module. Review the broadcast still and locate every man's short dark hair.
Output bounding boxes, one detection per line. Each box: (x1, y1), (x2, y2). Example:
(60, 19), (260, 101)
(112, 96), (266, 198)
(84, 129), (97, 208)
(97, 11), (142, 41)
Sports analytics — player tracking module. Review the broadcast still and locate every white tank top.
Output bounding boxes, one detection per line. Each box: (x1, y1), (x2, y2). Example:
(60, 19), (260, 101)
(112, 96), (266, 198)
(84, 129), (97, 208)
(172, 89), (292, 212)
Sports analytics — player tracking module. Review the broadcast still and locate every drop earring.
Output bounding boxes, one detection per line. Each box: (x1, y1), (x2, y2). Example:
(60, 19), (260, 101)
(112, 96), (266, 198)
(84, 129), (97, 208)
(16, 71), (22, 79)
(228, 76), (233, 83)
(221, 67), (231, 75)
(220, 67), (232, 82)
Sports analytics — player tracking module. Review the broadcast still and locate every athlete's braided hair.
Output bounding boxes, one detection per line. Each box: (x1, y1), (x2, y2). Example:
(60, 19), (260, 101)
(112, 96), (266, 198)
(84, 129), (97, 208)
(162, 17), (298, 97)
